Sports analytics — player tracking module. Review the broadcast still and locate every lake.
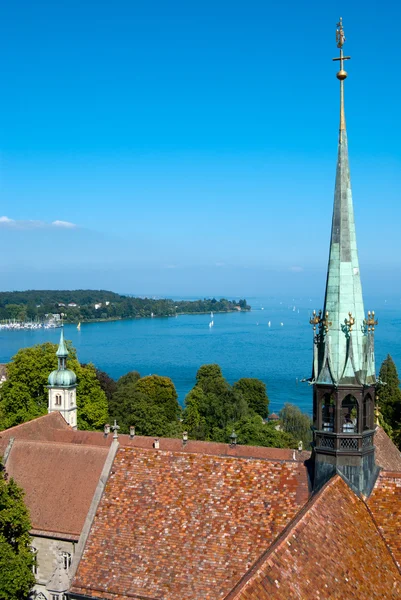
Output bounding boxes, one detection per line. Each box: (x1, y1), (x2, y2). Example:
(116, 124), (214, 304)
(1, 296), (400, 414)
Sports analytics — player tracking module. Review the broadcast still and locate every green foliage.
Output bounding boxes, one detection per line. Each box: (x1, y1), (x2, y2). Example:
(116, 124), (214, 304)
(183, 365), (296, 448)
(279, 403), (313, 449)
(0, 463), (36, 599)
(184, 365), (249, 439)
(196, 364), (223, 383)
(377, 355), (401, 426)
(94, 368), (117, 403)
(233, 378), (269, 419)
(0, 290), (250, 324)
(226, 415), (296, 448)
(0, 342), (108, 431)
(109, 374), (181, 436)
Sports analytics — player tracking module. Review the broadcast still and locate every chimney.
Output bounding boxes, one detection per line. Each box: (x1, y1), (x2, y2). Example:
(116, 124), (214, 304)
(153, 438), (159, 449)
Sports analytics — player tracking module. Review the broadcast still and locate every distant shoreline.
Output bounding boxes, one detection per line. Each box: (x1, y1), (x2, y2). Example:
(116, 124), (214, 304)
(66, 308), (250, 325)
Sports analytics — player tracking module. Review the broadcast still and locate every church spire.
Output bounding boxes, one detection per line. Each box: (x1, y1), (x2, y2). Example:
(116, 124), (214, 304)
(311, 19), (378, 497)
(56, 327), (68, 369)
(313, 18), (375, 387)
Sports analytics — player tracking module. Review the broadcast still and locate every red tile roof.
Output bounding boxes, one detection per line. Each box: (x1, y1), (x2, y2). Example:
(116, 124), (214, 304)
(227, 475), (401, 600)
(0, 412), (69, 452)
(1, 412), (311, 462)
(71, 446), (310, 600)
(374, 427), (401, 472)
(5, 439), (109, 538)
(368, 471), (401, 570)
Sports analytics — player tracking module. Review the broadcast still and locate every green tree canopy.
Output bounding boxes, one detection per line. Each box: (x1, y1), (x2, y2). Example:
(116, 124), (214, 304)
(0, 342), (108, 431)
(377, 355), (401, 426)
(233, 378), (269, 418)
(0, 462), (36, 600)
(184, 365), (249, 440)
(279, 403), (313, 449)
(93, 368), (117, 403)
(109, 374), (181, 436)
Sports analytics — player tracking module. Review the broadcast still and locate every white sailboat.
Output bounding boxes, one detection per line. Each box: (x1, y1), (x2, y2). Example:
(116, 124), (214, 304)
(268, 321), (271, 327)
(77, 322), (81, 331)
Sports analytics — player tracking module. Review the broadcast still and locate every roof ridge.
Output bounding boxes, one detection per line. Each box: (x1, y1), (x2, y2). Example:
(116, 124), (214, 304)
(11, 438), (109, 450)
(0, 411), (67, 434)
(223, 474), (344, 599)
(118, 444), (306, 464)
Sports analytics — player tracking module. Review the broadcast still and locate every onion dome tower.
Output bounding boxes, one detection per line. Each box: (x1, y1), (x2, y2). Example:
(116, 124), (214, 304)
(48, 327), (77, 429)
(310, 19), (379, 495)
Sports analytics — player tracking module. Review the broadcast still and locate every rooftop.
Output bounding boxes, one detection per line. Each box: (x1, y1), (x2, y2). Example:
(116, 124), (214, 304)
(71, 446), (310, 600)
(227, 476), (401, 600)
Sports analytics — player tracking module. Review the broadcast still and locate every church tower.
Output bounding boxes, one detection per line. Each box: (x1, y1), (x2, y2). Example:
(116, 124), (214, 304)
(48, 328), (78, 429)
(311, 19), (379, 495)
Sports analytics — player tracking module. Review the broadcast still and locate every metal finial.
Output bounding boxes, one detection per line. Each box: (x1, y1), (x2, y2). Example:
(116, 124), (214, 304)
(309, 309), (322, 332)
(364, 310), (378, 333)
(321, 311), (332, 333)
(333, 18), (351, 133)
(345, 312), (355, 332)
(111, 419), (120, 440)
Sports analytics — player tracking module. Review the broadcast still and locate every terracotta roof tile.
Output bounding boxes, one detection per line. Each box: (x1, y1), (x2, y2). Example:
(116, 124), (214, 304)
(0, 412), (69, 452)
(71, 446), (310, 600)
(368, 471), (401, 570)
(5, 439), (109, 537)
(227, 476), (401, 600)
(1, 413), (311, 462)
(374, 427), (401, 472)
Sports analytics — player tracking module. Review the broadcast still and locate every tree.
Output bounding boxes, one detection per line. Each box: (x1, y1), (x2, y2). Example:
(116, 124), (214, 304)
(183, 365), (250, 441)
(233, 378), (269, 418)
(93, 368), (117, 403)
(196, 364), (223, 384)
(279, 403), (313, 449)
(0, 462), (36, 599)
(109, 375), (181, 436)
(135, 376), (181, 422)
(376, 355), (401, 430)
(0, 342), (108, 431)
(226, 415), (296, 448)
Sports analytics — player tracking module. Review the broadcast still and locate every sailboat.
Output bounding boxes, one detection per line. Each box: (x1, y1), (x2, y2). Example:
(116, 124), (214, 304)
(77, 322), (81, 331)
(210, 311), (214, 318)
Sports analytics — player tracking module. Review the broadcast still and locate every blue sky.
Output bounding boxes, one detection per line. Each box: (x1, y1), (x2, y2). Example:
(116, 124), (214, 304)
(0, 0), (400, 298)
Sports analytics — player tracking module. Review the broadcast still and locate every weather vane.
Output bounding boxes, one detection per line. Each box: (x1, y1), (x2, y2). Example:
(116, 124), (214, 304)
(336, 17), (346, 48)
(333, 17), (351, 80)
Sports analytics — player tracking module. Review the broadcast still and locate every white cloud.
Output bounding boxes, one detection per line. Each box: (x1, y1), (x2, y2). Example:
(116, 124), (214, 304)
(289, 266), (304, 273)
(0, 216), (77, 230)
(52, 220), (77, 228)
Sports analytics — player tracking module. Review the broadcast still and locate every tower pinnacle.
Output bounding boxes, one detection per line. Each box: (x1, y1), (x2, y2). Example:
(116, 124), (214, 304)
(310, 19), (378, 496)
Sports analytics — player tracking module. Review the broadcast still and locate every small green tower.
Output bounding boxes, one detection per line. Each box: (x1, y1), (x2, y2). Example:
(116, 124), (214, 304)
(48, 328), (77, 429)
(311, 18), (379, 495)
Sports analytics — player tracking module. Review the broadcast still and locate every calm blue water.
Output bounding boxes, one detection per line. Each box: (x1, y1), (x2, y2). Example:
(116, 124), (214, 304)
(1, 297), (401, 415)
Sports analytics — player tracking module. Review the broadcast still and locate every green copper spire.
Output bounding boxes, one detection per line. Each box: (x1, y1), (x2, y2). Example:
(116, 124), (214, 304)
(56, 327), (68, 359)
(48, 327), (77, 387)
(314, 18), (375, 386)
